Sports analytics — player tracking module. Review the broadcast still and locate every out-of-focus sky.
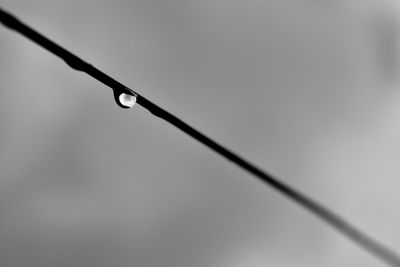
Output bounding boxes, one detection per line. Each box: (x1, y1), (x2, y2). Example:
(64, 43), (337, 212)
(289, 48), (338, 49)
(0, 0), (400, 266)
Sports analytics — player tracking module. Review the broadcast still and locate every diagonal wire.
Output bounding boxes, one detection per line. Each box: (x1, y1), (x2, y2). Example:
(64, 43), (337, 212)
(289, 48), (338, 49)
(0, 6), (399, 266)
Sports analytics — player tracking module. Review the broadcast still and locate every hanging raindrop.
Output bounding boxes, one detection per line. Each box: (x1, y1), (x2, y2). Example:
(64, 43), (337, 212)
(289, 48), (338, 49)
(119, 93), (136, 108)
(113, 88), (137, 109)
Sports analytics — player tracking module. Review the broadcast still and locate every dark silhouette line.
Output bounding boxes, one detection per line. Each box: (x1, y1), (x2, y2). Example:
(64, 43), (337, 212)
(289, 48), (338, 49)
(1, 6), (399, 266)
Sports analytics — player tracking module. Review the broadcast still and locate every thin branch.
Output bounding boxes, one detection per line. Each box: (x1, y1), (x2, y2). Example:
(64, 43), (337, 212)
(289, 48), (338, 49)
(1, 6), (399, 266)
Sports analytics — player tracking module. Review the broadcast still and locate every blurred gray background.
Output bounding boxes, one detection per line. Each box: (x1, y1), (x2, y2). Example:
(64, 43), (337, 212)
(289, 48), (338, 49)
(0, 0), (400, 266)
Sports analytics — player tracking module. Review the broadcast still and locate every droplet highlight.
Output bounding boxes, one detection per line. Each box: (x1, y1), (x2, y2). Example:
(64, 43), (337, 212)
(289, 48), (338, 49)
(118, 92), (137, 108)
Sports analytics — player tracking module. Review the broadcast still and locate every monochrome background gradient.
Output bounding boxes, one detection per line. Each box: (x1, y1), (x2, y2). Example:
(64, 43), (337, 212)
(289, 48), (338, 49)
(0, 1), (400, 266)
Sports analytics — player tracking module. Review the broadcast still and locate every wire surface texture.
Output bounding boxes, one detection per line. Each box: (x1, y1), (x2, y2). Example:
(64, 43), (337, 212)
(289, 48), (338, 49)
(0, 6), (399, 266)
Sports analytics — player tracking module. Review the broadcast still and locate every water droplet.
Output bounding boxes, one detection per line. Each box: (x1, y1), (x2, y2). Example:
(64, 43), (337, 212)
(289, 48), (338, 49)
(118, 93), (137, 108)
(113, 88), (137, 109)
